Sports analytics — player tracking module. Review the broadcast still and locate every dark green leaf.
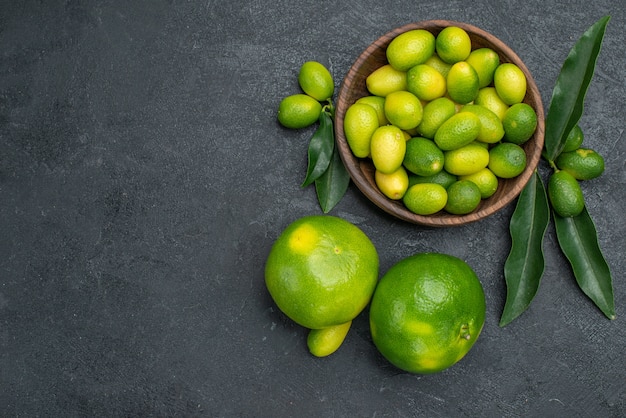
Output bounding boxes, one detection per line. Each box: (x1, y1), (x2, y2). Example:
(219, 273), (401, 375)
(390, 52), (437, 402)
(315, 143), (350, 213)
(301, 111), (334, 187)
(553, 207), (615, 320)
(500, 171), (551, 327)
(544, 16), (610, 162)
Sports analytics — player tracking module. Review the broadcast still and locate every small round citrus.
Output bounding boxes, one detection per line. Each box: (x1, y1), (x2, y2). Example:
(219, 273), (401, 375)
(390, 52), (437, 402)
(298, 61), (334, 101)
(344, 103), (380, 158)
(384, 90), (423, 131)
(555, 148), (605, 180)
(366, 64), (408, 97)
(265, 215), (379, 355)
(502, 103), (538, 145)
(403, 137), (444, 177)
(465, 47), (500, 88)
(408, 170), (457, 190)
(370, 125), (407, 174)
(435, 26), (472, 64)
(403, 183), (448, 215)
(386, 29), (436, 71)
(488, 142), (527, 178)
(369, 253), (486, 374)
(444, 143), (490, 176)
(444, 180), (482, 215)
(424, 53), (452, 78)
(434, 112), (482, 151)
(562, 125), (584, 153)
(375, 166), (410, 200)
(417, 97), (456, 139)
(446, 61), (480, 104)
(277, 94), (322, 129)
(493, 63), (527, 105)
(548, 170), (585, 217)
(356, 95), (389, 126)
(459, 168), (499, 199)
(462, 104), (505, 144)
(407, 64), (447, 101)
(474, 87), (509, 120)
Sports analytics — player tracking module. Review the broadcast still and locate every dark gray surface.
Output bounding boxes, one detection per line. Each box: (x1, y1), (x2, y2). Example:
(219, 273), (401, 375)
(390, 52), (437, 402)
(1, 1), (625, 416)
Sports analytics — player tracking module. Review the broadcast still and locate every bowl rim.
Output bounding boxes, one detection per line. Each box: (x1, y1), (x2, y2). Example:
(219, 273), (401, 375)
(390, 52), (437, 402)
(334, 19), (545, 227)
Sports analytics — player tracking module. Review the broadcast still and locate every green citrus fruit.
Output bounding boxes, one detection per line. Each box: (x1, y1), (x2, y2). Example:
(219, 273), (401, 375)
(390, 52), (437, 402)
(408, 170), (457, 190)
(344, 103), (380, 158)
(384, 90), (423, 131)
(265, 215), (379, 356)
(370, 125), (407, 174)
(466, 47), (500, 88)
(424, 53), (452, 77)
(369, 253), (486, 374)
(502, 103), (538, 145)
(386, 29), (436, 71)
(488, 142), (527, 178)
(403, 183), (448, 215)
(474, 87), (509, 120)
(298, 61), (334, 101)
(562, 125), (584, 153)
(407, 64), (447, 101)
(417, 97), (457, 139)
(462, 104), (505, 144)
(444, 180), (482, 215)
(446, 61), (480, 104)
(444, 143), (490, 176)
(555, 148), (605, 180)
(459, 168), (499, 199)
(434, 112), (482, 151)
(277, 94), (322, 129)
(356, 95), (389, 126)
(435, 26), (472, 64)
(403, 137), (444, 177)
(375, 166), (410, 200)
(493, 63), (527, 105)
(548, 171), (585, 217)
(366, 64), (408, 97)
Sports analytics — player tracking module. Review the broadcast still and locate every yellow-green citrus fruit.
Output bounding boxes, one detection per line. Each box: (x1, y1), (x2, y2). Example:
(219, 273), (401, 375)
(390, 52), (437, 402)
(435, 26), (472, 64)
(562, 125), (584, 153)
(307, 321), (352, 357)
(444, 143), (490, 176)
(444, 180), (482, 215)
(446, 61), (480, 104)
(502, 103), (538, 145)
(409, 170), (457, 190)
(366, 64), (408, 97)
(277, 94), (322, 129)
(417, 97), (457, 139)
(548, 171), (585, 217)
(369, 253), (486, 374)
(555, 148), (605, 180)
(474, 87), (509, 120)
(375, 166), (410, 200)
(488, 142), (527, 178)
(265, 215), (379, 332)
(434, 111), (482, 151)
(407, 64), (447, 101)
(344, 103), (380, 158)
(298, 61), (334, 101)
(386, 29), (436, 71)
(424, 53), (452, 77)
(384, 91), (423, 131)
(370, 125), (407, 174)
(465, 48), (500, 88)
(356, 95), (389, 126)
(403, 183), (448, 215)
(462, 104), (505, 144)
(459, 168), (499, 199)
(403, 137), (445, 177)
(493, 63), (527, 105)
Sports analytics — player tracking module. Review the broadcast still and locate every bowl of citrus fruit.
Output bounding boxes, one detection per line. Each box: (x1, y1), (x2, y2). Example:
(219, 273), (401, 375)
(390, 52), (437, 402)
(335, 20), (545, 226)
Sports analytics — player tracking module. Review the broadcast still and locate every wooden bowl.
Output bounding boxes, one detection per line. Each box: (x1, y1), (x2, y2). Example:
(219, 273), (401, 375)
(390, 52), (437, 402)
(335, 20), (545, 227)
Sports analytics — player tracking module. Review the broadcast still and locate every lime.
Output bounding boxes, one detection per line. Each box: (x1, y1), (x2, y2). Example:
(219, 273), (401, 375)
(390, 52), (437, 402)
(408, 170), (457, 190)
(466, 47), (500, 88)
(370, 125), (407, 174)
(435, 26), (472, 64)
(424, 53), (452, 78)
(462, 104), (505, 144)
(375, 166), (410, 200)
(298, 61), (334, 101)
(384, 90), (423, 131)
(416, 97), (457, 139)
(474, 87), (509, 120)
(403, 137), (444, 177)
(366, 64), (408, 97)
(403, 183), (448, 215)
(265, 215), (379, 356)
(344, 103), (380, 158)
(434, 111), (482, 151)
(548, 170), (585, 217)
(444, 143), (490, 176)
(444, 180), (482, 214)
(386, 29), (436, 71)
(555, 148), (605, 180)
(488, 142), (527, 178)
(356, 95), (389, 126)
(277, 94), (322, 129)
(502, 103), (537, 145)
(562, 125), (584, 153)
(446, 61), (480, 104)
(494, 63), (527, 105)
(407, 64), (447, 101)
(459, 168), (499, 199)
(369, 253), (485, 374)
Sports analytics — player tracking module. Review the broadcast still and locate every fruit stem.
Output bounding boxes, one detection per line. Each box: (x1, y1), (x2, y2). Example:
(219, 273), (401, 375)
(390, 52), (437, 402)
(460, 324), (471, 340)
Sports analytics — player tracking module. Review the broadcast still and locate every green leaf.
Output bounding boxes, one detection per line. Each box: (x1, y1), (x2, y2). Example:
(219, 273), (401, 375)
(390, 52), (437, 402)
(315, 141), (350, 213)
(301, 111), (334, 187)
(544, 15), (610, 162)
(553, 207), (615, 320)
(500, 171), (551, 326)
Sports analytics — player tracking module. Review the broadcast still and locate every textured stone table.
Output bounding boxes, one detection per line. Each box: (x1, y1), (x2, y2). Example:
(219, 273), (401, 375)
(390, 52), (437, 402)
(2, 1), (624, 416)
